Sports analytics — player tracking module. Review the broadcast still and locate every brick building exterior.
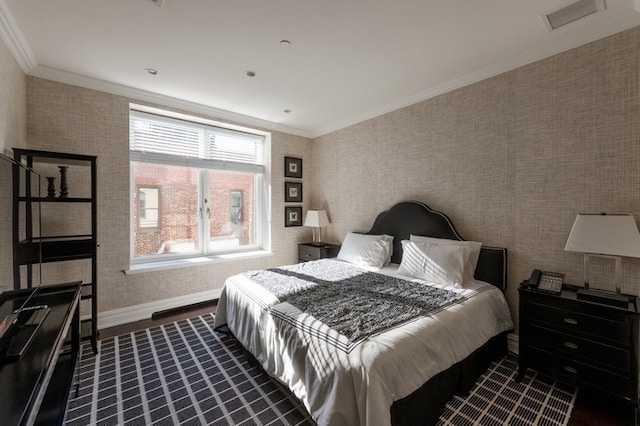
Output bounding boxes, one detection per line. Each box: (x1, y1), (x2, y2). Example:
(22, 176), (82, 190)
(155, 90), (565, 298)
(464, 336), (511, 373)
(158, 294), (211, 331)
(133, 163), (255, 257)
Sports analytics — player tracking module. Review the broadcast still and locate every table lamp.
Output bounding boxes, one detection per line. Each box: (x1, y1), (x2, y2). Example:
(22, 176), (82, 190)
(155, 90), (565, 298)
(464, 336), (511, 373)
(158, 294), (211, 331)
(304, 210), (330, 246)
(564, 213), (640, 306)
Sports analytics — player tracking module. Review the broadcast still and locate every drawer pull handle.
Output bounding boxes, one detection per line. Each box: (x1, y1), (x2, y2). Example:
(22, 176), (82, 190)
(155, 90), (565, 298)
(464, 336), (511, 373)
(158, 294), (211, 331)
(564, 342), (578, 350)
(563, 366), (578, 374)
(563, 318), (578, 325)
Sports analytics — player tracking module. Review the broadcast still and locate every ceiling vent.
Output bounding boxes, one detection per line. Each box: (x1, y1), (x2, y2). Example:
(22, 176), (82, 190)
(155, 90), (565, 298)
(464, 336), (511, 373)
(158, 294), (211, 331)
(146, 0), (165, 7)
(543, 0), (606, 31)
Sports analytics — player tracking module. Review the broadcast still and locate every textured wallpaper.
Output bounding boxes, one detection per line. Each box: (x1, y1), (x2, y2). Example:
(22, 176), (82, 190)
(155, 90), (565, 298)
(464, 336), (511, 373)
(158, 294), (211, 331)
(0, 35), (26, 156)
(310, 27), (640, 331)
(4, 26), (640, 335)
(24, 79), (312, 314)
(0, 35), (26, 293)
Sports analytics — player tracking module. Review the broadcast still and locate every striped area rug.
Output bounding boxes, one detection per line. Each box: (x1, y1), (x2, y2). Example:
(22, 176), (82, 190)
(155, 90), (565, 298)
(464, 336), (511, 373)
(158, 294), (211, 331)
(65, 314), (576, 426)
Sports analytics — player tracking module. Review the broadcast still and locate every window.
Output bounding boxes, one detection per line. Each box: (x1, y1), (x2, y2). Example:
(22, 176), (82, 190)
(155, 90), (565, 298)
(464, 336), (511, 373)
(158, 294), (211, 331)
(129, 107), (269, 263)
(138, 186), (160, 230)
(230, 190), (243, 224)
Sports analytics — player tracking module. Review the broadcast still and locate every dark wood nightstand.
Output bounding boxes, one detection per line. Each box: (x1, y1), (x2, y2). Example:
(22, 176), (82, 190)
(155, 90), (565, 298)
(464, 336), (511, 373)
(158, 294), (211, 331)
(298, 242), (341, 262)
(518, 286), (640, 419)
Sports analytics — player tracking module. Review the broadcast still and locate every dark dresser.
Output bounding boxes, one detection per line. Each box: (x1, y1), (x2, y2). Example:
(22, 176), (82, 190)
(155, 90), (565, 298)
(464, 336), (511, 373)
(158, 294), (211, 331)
(0, 282), (81, 425)
(519, 286), (639, 417)
(298, 242), (341, 262)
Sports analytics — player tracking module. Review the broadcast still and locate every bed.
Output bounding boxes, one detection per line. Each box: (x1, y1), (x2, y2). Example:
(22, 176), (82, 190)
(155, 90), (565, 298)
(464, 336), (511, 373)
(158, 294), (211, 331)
(213, 201), (514, 426)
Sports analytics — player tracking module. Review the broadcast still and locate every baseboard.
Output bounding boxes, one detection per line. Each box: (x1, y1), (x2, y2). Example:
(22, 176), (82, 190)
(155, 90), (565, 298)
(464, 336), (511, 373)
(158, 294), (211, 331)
(508, 333), (519, 355)
(97, 289), (222, 330)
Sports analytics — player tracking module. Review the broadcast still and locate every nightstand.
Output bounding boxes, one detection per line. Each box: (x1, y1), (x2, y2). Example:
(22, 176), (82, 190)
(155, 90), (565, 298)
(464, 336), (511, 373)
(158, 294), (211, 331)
(298, 242), (341, 262)
(518, 286), (640, 416)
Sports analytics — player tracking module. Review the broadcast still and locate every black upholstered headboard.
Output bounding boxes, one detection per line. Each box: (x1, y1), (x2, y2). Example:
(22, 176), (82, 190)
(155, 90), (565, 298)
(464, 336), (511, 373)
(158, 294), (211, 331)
(367, 201), (507, 291)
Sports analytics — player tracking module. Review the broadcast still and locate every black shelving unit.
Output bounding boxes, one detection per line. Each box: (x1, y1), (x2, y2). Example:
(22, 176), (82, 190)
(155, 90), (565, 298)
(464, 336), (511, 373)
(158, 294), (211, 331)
(12, 148), (98, 353)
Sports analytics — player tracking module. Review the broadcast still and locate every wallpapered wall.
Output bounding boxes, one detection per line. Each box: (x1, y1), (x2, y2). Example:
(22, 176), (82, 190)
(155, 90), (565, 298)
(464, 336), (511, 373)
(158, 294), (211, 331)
(310, 27), (640, 331)
(0, 34), (26, 155)
(2, 27), (639, 333)
(23, 79), (312, 313)
(0, 36), (26, 295)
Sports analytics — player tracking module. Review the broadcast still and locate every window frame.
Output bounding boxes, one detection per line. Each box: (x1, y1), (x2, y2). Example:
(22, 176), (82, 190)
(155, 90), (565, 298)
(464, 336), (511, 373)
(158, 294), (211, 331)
(129, 104), (271, 265)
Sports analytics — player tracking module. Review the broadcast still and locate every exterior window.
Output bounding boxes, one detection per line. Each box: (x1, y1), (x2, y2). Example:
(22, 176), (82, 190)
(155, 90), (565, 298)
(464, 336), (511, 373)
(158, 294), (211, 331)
(129, 107), (268, 262)
(230, 190), (243, 224)
(137, 186), (160, 229)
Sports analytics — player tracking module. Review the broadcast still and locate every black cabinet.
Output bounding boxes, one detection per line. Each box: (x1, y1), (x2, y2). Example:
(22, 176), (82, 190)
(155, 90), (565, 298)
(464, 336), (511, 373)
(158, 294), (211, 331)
(13, 149), (98, 353)
(298, 242), (341, 262)
(519, 286), (639, 412)
(0, 282), (81, 425)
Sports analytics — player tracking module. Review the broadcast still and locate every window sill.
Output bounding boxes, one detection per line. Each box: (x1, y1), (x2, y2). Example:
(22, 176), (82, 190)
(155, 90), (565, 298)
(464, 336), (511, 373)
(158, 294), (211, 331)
(125, 250), (272, 275)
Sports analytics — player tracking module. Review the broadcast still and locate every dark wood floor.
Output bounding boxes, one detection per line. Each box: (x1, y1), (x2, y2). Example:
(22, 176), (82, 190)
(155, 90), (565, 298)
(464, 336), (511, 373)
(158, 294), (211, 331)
(99, 302), (632, 426)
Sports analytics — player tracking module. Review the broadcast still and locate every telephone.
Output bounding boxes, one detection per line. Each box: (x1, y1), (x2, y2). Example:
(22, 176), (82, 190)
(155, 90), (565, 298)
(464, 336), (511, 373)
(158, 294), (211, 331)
(522, 269), (564, 294)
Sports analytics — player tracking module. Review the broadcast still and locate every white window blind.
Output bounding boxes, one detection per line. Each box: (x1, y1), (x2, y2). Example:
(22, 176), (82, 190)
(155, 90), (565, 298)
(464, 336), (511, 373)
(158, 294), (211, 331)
(130, 110), (265, 174)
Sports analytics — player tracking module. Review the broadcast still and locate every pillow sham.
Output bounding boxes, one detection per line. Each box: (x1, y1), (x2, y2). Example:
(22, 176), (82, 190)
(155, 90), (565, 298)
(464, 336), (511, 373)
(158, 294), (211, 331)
(337, 232), (394, 270)
(398, 240), (469, 287)
(410, 235), (482, 283)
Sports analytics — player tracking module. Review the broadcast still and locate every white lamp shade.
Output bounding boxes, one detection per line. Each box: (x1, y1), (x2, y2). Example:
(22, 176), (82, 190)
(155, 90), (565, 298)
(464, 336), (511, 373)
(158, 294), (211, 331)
(304, 210), (330, 227)
(564, 214), (640, 258)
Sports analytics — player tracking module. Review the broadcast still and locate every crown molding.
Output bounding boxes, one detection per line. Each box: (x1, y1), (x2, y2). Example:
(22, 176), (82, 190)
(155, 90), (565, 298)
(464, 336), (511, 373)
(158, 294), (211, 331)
(2, 0), (638, 139)
(0, 0), (36, 72)
(310, 17), (640, 138)
(29, 65), (312, 138)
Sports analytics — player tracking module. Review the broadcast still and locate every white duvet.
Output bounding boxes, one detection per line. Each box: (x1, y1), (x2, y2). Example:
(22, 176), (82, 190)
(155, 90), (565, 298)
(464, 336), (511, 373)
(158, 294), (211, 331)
(213, 259), (513, 426)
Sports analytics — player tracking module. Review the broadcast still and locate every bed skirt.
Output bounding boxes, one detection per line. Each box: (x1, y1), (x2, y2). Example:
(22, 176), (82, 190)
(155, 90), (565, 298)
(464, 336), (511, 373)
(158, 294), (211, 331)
(391, 331), (509, 426)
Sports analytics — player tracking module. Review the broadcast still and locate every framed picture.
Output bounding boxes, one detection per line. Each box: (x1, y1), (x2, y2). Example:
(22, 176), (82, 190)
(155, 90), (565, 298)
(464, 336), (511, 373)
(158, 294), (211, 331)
(285, 206), (303, 227)
(284, 182), (303, 202)
(284, 156), (302, 178)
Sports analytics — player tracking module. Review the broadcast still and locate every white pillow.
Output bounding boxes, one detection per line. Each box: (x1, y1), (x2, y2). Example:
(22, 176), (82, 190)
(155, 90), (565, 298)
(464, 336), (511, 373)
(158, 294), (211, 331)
(337, 232), (394, 270)
(410, 235), (482, 283)
(398, 240), (469, 287)
(380, 234), (394, 265)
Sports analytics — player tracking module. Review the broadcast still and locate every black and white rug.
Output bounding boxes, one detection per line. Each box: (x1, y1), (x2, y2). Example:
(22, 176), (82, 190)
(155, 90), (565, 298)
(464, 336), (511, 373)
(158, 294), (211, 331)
(65, 314), (576, 426)
(437, 356), (576, 426)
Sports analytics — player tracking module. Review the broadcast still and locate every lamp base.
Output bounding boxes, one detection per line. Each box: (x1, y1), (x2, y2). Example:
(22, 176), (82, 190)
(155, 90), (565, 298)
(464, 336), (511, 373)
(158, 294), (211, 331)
(306, 241), (328, 247)
(577, 288), (630, 308)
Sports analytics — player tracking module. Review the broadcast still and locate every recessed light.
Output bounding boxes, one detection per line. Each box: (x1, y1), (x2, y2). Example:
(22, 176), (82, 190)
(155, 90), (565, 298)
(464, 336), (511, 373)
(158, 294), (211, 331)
(145, 68), (159, 76)
(246, 71), (256, 77)
(284, 109), (292, 114)
(280, 40), (291, 46)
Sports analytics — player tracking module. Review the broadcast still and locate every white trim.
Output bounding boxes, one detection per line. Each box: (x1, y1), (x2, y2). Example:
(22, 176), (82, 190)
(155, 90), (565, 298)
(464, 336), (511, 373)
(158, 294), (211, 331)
(97, 289), (222, 330)
(2, 0), (639, 138)
(508, 333), (519, 355)
(310, 14), (640, 138)
(0, 1), (36, 71)
(126, 250), (272, 274)
(28, 64), (311, 138)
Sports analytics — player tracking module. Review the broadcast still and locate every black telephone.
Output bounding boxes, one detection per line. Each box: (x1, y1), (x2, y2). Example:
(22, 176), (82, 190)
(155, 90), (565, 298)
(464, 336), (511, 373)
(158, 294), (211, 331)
(522, 269), (564, 294)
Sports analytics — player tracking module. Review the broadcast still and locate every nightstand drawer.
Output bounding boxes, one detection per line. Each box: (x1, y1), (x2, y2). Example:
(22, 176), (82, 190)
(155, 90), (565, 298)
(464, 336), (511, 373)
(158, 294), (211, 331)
(527, 324), (630, 372)
(527, 302), (630, 345)
(298, 243), (341, 262)
(526, 346), (633, 400)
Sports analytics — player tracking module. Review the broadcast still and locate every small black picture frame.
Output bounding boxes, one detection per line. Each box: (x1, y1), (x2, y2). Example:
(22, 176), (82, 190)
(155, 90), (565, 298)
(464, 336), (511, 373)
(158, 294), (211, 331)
(284, 156), (302, 178)
(284, 182), (303, 202)
(285, 206), (303, 227)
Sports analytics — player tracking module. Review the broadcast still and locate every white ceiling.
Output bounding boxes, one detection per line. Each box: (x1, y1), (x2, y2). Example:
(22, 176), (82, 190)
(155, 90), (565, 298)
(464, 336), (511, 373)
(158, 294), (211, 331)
(1, 0), (639, 138)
